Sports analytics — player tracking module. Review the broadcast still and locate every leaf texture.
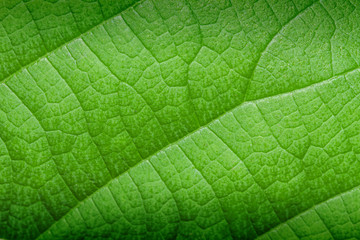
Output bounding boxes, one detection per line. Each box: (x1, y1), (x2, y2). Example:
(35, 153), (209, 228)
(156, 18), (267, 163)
(1, 0), (360, 239)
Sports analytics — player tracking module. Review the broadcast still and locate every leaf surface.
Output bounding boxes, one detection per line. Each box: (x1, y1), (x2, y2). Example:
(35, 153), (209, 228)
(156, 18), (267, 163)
(1, 0), (360, 239)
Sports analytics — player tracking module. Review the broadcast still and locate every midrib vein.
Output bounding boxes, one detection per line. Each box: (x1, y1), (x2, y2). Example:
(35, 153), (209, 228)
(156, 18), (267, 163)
(255, 184), (360, 239)
(4, 0), (358, 237)
(35, 65), (360, 239)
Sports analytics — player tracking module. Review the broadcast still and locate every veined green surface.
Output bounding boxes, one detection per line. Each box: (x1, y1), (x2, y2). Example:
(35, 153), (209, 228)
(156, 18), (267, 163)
(1, 0), (360, 239)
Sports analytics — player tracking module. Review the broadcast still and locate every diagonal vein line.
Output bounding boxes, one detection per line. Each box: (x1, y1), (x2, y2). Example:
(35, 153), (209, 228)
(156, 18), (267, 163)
(147, 159), (181, 235)
(207, 127), (262, 235)
(4, 0), (360, 237)
(178, 144), (233, 236)
(46, 56), (113, 178)
(0, 0), (144, 84)
(209, 126), (285, 234)
(244, 0), (319, 100)
(256, 184), (360, 239)
(36, 66), (360, 239)
(314, 209), (336, 239)
(119, 14), (172, 143)
(22, 0), (48, 52)
(4, 83), (77, 197)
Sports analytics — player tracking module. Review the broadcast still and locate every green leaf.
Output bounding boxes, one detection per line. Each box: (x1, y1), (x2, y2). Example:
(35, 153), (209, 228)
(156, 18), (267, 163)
(1, 0), (360, 239)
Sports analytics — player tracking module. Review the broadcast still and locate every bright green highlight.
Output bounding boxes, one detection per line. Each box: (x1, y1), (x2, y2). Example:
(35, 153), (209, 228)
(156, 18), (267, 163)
(1, 0), (360, 239)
